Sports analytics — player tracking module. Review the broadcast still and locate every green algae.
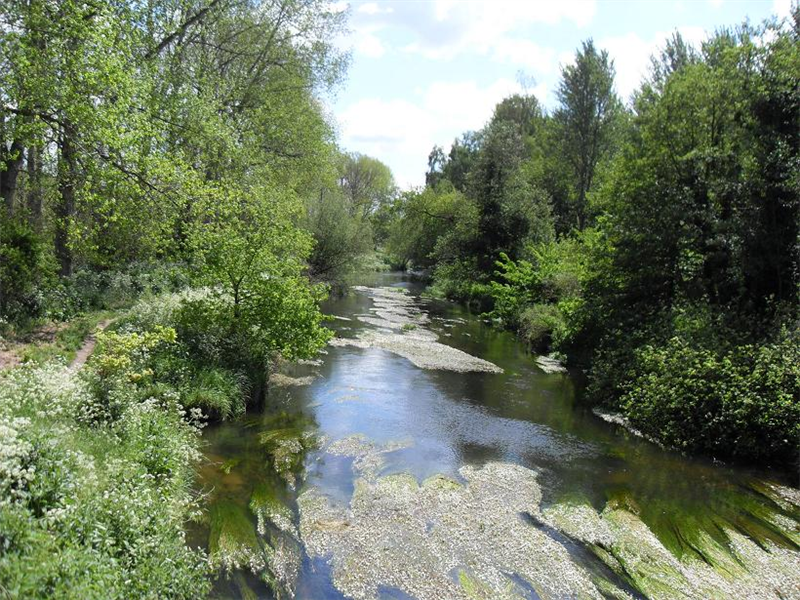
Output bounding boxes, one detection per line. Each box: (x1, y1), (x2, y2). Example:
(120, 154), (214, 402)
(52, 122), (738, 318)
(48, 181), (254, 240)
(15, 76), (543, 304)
(258, 411), (317, 485)
(542, 494), (800, 600)
(299, 457), (800, 600)
(220, 457), (241, 475)
(458, 570), (522, 600)
(231, 572), (259, 600)
(250, 481), (295, 536)
(208, 499), (264, 573)
(299, 462), (604, 600)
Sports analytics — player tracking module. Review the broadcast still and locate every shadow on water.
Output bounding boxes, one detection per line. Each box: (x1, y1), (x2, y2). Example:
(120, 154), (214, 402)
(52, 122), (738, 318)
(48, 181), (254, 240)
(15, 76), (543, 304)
(196, 271), (800, 599)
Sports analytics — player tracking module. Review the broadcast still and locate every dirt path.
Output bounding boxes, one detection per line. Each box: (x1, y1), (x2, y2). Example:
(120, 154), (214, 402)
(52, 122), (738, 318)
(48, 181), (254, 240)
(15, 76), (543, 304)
(70, 319), (113, 370)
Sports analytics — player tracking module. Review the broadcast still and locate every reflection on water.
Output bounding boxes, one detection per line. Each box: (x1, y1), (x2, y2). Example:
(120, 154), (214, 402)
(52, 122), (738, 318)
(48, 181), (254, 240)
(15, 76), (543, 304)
(196, 272), (799, 599)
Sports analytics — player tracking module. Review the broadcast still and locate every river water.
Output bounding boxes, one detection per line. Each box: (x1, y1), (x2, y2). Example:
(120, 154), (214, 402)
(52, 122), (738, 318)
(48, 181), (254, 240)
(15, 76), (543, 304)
(196, 273), (800, 600)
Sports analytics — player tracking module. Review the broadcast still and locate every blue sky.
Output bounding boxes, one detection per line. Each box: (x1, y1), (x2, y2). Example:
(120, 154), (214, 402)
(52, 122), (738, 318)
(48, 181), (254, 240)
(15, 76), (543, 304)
(327, 0), (792, 188)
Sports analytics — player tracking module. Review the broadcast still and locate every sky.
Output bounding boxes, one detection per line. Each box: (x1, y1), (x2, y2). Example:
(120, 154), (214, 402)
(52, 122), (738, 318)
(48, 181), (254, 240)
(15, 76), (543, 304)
(326, 0), (793, 188)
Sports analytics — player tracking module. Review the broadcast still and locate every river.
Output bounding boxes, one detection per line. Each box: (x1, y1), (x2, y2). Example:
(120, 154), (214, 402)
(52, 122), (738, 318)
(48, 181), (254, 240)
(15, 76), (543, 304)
(194, 273), (800, 599)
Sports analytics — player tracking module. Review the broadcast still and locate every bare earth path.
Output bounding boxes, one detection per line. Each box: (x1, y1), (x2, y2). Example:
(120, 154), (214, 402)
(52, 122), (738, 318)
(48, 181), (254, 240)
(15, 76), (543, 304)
(70, 319), (113, 370)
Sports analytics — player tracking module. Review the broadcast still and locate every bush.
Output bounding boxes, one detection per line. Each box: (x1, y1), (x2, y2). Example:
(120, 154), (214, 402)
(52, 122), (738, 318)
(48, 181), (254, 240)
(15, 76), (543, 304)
(0, 218), (51, 323)
(487, 253), (538, 328)
(42, 263), (190, 322)
(0, 363), (210, 598)
(620, 330), (800, 465)
(519, 303), (566, 353)
(486, 238), (591, 354)
(182, 368), (247, 421)
(430, 258), (493, 311)
(119, 286), (326, 416)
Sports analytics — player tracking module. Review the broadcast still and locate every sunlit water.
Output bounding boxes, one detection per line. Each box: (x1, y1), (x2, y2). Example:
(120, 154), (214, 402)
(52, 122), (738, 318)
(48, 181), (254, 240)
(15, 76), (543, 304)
(194, 272), (799, 599)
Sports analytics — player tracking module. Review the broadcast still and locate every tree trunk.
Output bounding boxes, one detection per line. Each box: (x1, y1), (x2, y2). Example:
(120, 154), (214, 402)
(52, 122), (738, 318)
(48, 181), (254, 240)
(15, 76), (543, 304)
(55, 125), (77, 277)
(1, 140), (25, 216)
(26, 145), (43, 231)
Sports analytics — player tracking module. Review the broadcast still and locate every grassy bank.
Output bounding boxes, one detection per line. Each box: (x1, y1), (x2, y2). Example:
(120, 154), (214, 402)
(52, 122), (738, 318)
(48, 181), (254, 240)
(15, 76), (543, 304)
(0, 284), (330, 598)
(0, 355), (210, 598)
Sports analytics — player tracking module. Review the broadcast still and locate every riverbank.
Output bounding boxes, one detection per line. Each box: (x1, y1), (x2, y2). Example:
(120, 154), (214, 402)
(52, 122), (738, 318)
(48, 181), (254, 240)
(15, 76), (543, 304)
(3, 277), (798, 599)
(0, 342), (211, 598)
(0, 279), (330, 598)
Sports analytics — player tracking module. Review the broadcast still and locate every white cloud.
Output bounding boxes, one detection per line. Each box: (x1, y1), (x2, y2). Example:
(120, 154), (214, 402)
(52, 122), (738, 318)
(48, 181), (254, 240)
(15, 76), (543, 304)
(773, 0), (794, 18)
(354, 29), (386, 58)
(598, 26), (707, 101)
(337, 78), (524, 187)
(357, 2), (393, 15)
(403, 1), (596, 61)
(492, 39), (558, 73)
(709, 0), (724, 7)
(344, 0), (591, 70)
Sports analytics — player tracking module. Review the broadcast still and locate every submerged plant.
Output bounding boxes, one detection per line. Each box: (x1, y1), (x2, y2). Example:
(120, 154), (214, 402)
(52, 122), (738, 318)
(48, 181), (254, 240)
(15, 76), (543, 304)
(208, 499), (266, 574)
(258, 411), (317, 484)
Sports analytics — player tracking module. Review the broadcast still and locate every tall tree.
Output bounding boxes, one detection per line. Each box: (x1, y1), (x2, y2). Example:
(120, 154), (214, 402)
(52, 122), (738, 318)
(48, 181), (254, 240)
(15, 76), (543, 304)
(468, 120), (553, 270)
(338, 152), (395, 218)
(554, 40), (621, 230)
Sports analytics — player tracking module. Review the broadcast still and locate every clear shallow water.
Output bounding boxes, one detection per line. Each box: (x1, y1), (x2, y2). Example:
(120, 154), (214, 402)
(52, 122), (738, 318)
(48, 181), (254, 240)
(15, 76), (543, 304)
(196, 273), (799, 599)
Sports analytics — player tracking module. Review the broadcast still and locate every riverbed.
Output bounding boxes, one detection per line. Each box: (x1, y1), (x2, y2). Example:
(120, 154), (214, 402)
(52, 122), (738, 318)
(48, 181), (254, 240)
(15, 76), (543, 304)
(195, 273), (800, 599)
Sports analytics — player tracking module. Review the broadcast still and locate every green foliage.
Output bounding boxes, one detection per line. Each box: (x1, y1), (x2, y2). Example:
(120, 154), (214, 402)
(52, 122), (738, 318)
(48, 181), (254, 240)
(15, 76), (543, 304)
(0, 1), (352, 594)
(306, 187), (374, 288)
(117, 288), (327, 417)
(620, 331), (800, 463)
(429, 259), (493, 310)
(1, 0), (348, 320)
(394, 16), (799, 467)
(186, 183), (332, 371)
(553, 39), (622, 231)
(182, 368), (247, 422)
(338, 152), (396, 218)
(386, 186), (475, 270)
(518, 303), (567, 353)
(208, 500), (263, 573)
(426, 132), (483, 192)
(487, 234), (593, 353)
(487, 253), (538, 329)
(0, 218), (50, 322)
(0, 362), (210, 599)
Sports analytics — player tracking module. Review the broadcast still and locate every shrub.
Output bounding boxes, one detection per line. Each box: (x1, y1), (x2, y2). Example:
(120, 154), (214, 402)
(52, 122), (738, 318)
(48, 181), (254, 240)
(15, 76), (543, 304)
(431, 258), (493, 311)
(620, 330), (800, 465)
(182, 368), (247, 421)
(488, 253), (538, 328)
(42, 263), (190, 322)
(0, 218), (51, 323)
(518, 303), (566, 353)
(0, 363), (210, 599)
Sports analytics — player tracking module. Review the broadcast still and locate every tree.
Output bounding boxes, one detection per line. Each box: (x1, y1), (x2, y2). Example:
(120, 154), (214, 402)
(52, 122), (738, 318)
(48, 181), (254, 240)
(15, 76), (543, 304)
(468, 121), (553, 271)
(581, 19), (800, 409)
(305, 186), (374, 287)
(187, 180), (330, 376)
(338, 153), (396, 218)
(425, 132), (482, 192)
(648, 32), (699, 91)
(490, 93), (544, 138)
(386, 186), (472, 270)
(554, 40), (621, 230)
